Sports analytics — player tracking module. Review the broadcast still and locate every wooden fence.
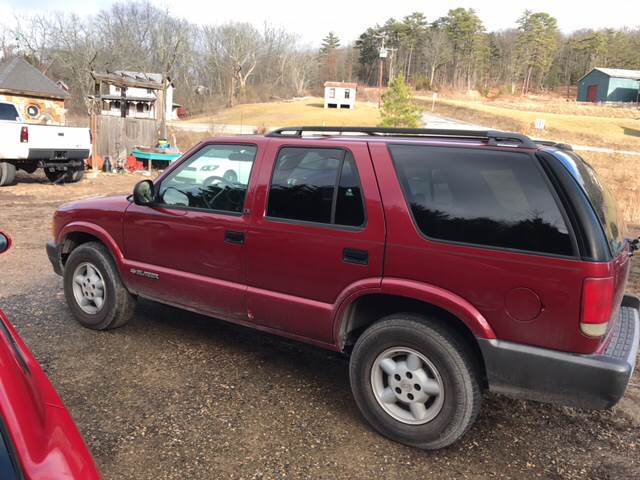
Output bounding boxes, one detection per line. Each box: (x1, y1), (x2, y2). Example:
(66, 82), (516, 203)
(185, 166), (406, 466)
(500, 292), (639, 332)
(96, 116), (160, 161)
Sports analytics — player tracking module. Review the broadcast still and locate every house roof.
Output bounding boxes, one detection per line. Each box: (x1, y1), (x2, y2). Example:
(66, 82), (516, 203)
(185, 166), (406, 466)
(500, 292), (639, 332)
(0, 57), (69, 99)
(324, 81), (358, 88)
(581, 67), (640, 81)
(92, 70), (173, 90)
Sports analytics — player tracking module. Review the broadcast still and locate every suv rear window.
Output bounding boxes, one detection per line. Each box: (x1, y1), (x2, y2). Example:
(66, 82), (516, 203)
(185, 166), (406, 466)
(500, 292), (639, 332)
(389, 145), (573, 256)
(267, 147), (365, 227)
(551, 149), (625, 255)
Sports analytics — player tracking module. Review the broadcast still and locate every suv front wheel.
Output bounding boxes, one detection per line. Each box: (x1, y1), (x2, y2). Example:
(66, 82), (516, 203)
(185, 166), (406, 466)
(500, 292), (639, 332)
(349, 313), (482, 449)
(63, 242), (136, 330)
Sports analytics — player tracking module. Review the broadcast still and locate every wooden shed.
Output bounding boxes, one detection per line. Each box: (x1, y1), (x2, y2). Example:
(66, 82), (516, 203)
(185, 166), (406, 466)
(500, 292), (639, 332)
(577, 68), (640, 103)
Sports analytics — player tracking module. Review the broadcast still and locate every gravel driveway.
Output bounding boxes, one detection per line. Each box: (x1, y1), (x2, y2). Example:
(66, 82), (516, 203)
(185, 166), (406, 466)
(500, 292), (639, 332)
(1, 171), (639, 479)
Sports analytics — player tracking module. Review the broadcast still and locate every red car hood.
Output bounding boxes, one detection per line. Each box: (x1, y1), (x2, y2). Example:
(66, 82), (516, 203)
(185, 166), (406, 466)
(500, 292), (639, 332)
(0, 309), (100, 479)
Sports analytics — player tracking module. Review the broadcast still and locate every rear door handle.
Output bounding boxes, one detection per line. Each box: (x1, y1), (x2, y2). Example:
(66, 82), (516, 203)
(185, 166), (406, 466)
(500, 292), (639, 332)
(224, 230), (245, 245)
(343, 248), (368, 265)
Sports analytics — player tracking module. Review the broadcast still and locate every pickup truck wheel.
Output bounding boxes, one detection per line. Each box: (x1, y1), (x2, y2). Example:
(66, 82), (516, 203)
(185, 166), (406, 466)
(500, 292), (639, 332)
(63, 242), (136, 330)
(349, 313), (481, 450)
(44, 168), (67, 184)
(0, 162), (16, 186)
(69, 167), (85, 183)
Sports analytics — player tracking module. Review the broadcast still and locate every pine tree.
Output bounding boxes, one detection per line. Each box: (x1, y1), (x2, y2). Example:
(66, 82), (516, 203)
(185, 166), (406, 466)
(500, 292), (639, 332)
(320, 32), (341, 55)
(319, 32), (341, 81)
(379, 75), (422, 127)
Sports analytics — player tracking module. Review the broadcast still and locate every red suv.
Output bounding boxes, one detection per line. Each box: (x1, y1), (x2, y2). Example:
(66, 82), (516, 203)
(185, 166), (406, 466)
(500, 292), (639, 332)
(47, 127), (639, 449)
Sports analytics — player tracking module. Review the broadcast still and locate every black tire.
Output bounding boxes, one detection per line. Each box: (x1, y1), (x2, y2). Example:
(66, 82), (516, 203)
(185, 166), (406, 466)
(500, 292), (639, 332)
(63, 242), (136, 330)
(44, 168), (68, 184)
(69, 166), (85, 183)
(349, 313), (482, 450)
(0, 162), (16, 186)
(45, 166), (84, 184)
(223, 170), (237, 183)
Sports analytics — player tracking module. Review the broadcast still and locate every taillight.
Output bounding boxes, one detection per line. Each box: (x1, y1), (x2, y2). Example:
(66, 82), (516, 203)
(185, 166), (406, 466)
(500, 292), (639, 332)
(20, 126), (28, 143)
(580, 277), (614, 337)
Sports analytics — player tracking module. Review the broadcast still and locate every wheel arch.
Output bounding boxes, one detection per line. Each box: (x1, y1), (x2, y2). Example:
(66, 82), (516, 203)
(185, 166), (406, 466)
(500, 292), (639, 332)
(58, 222), (124, 269)
(334, 281), (496, 385)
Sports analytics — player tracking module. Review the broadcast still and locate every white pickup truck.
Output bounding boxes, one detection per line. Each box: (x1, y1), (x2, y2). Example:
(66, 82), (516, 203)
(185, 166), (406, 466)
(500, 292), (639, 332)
(0, 101), (91, 186)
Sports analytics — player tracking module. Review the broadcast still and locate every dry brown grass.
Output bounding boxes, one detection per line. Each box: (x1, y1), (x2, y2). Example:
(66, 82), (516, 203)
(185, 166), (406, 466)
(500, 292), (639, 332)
(418, 97), (640, 151)
(187, 97), (381, 128)
(487, 98), (640, 119)
(580, 151), (640, 228)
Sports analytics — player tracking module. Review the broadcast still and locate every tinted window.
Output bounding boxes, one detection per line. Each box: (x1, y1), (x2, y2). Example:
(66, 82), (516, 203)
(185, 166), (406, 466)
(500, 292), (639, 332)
(267, 147), (365, 227)
(0, 103), (19, 121)
(335, 155), (365, 226)
(551, 149), (624, 255)
(389, 145), (573, 256)
(158, 144), (256, 213)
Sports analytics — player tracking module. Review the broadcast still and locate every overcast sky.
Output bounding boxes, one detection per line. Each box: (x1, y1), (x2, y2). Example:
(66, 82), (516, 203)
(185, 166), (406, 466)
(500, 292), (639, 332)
(2, 0), (639, 45)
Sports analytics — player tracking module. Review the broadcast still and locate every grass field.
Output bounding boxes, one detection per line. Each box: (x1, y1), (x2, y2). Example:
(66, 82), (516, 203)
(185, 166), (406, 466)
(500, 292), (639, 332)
(418, 97), (640, 151)
(187, 97), (381, 128)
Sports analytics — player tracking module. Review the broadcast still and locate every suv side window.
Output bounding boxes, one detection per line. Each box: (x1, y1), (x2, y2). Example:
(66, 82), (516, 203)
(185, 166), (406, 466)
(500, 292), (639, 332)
(267, 147), (365, 227)
(389, 144), (573, 256)
(157, 144), (257, 214)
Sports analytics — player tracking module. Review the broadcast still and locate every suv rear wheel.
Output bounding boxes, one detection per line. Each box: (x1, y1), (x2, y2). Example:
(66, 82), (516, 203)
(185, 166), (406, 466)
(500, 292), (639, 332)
(63, 242), (136, 330)
(349, 313), (481, 449)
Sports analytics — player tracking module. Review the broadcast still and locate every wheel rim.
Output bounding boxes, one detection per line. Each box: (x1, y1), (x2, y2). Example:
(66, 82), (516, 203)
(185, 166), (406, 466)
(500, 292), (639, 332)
(370, 347), (445, 425)
(71, 262), (106, 314)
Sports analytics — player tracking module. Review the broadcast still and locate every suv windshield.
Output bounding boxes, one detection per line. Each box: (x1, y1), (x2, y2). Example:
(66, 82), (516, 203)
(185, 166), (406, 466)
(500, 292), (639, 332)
(551, 149), (625, 255)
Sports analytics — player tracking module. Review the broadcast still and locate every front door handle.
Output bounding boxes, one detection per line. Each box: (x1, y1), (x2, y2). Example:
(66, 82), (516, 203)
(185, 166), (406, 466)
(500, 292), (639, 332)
(224, 230), (245, 245)
(343, 248), (368, 265)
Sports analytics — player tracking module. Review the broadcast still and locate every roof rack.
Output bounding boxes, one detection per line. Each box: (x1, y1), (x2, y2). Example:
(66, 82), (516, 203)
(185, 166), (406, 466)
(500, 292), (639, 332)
(533, 139), (574, 151)
(265, 126), (538, 148)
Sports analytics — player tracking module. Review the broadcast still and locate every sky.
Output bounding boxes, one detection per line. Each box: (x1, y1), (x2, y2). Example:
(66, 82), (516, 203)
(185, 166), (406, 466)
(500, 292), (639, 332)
(2, 0), (640, 46)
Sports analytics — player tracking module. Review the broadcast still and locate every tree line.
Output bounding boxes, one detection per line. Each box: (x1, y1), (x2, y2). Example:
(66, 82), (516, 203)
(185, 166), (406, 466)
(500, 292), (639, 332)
(0, 2), (638, 115)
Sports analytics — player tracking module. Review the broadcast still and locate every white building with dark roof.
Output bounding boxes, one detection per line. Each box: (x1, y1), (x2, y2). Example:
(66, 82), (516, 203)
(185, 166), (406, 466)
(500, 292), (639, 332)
(97, 71), (178, 120)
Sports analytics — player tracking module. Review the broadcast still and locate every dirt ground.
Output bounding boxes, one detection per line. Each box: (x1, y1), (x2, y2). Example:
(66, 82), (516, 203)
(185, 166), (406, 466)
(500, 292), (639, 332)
(0, 171), (639, 480)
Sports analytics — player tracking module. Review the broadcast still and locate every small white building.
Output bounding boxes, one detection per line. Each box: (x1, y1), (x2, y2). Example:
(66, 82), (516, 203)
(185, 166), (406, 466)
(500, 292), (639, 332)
(97, 71), (178, 120)
(324, 82), (357, 109)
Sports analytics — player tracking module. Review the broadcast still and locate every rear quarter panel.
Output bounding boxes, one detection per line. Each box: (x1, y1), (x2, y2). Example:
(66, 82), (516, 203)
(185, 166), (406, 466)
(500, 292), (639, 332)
(369, 142), (613, 354)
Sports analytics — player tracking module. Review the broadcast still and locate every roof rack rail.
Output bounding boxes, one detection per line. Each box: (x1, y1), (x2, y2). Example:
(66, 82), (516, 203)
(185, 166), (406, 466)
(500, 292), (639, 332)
(533, 139), (574, 151)
(265, 126), (538, 148)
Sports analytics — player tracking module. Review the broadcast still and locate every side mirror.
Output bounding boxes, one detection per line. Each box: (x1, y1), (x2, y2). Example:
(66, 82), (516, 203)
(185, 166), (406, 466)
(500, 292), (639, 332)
(133, 180), (155, 206)
(0, 232), (11, 255)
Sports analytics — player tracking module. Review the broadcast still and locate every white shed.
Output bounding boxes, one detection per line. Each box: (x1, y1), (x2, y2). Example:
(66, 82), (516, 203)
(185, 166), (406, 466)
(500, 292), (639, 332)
(324, 82), (357, 109)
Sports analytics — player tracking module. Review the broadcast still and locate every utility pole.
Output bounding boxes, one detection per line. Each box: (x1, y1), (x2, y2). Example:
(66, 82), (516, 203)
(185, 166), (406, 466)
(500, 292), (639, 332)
(377, 36), (387, 109)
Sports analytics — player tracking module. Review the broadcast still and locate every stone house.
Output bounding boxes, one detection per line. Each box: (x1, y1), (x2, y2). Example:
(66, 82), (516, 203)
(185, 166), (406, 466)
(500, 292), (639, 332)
(0, 57), (69, 124)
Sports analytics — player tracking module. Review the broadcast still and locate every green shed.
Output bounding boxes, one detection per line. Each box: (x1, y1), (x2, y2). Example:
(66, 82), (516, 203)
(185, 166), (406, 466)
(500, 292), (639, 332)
(577, 68), (640, 103)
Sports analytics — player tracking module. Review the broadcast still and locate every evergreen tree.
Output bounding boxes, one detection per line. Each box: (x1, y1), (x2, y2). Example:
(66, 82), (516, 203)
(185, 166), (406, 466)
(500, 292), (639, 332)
(379, 75), (422, 127)
(516, 11), (559, 93)
(320, 32), (340, 55)
(319, 32), (341, 81)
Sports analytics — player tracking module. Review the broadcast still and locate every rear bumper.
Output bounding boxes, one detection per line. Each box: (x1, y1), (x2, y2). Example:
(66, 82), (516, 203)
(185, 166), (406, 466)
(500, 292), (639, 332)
(46, 240), (63, 276)
(28, 148), (90, 161)
(479, 294), (639, 409)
